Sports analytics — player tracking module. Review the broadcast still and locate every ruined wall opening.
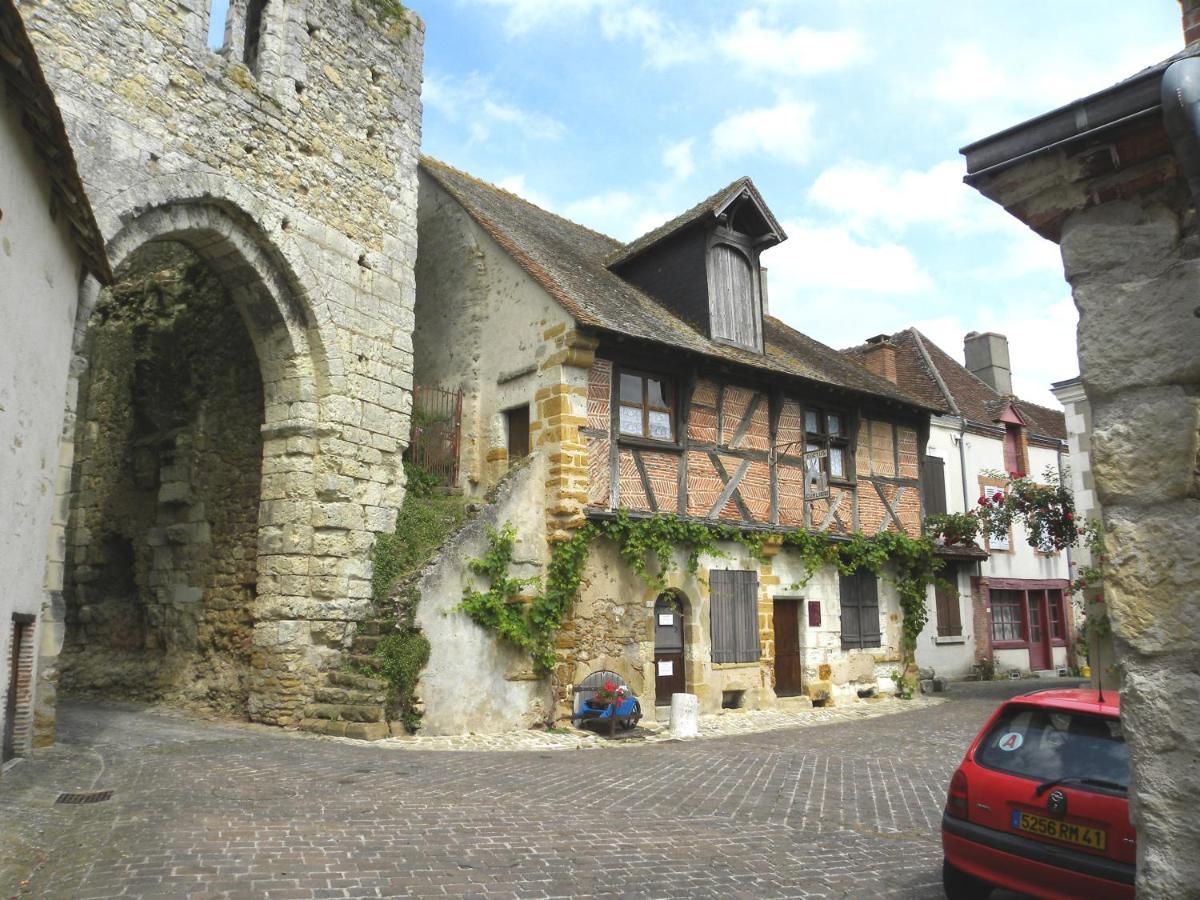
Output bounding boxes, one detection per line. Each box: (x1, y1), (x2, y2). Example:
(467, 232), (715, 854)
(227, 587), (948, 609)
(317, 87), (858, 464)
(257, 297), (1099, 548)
(59, 241), (264, 716)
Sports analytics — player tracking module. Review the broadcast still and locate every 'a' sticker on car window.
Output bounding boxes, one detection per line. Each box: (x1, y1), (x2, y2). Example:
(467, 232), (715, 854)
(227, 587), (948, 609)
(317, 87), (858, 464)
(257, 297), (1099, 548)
(998, 732), (1023, 751)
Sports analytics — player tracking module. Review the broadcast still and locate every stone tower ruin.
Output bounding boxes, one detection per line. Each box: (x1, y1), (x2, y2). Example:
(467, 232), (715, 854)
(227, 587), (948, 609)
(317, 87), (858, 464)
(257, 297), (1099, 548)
(20, 0), (424, 741)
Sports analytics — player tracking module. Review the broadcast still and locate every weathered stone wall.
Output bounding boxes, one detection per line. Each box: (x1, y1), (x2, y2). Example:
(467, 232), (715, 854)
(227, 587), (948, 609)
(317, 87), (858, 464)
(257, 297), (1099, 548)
(565, 542), (904, 716)
(19, 0), (425, 739)
(61, 244), (261, 712)
(1058, 189), (1200, 895)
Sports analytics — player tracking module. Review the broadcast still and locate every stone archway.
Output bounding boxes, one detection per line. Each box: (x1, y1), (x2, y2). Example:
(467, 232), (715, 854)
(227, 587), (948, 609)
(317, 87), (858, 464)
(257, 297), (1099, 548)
(39, 200), (330, 736)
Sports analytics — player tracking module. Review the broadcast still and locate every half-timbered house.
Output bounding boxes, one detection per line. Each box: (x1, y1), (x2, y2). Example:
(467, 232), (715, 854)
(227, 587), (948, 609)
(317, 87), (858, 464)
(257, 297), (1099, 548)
(411, 159), (940, 730)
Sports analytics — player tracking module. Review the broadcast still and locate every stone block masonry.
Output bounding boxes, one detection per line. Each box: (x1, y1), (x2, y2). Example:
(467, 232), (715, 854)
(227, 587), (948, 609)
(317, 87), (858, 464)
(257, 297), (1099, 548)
(20, 0), (424, 740)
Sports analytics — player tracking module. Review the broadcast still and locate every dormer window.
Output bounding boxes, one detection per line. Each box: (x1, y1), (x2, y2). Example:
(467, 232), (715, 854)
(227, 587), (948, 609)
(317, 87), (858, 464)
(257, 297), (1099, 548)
(607, 177), (785, 357)
(708, 242), (762, 351)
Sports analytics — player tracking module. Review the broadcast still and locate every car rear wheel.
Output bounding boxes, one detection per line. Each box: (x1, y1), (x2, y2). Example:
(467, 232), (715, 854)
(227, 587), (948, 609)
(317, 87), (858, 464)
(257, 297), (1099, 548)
(942, 859), (993, 900)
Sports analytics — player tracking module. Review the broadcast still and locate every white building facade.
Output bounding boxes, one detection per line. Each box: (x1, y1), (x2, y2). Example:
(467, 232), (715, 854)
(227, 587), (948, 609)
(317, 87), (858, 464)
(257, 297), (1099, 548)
(846, 330), (1074, 679)
(0, 2), (111, 767)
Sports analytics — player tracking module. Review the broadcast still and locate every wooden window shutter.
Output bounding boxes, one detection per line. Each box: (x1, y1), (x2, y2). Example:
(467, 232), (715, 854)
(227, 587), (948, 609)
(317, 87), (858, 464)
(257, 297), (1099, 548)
(922, 456), (947, 516)
(839, 571), (861, 650)
(733, 570), (759, 663)
(858, 571), (881, 648)
(709, 570), (735, 663)
(935, 582), (962, 637)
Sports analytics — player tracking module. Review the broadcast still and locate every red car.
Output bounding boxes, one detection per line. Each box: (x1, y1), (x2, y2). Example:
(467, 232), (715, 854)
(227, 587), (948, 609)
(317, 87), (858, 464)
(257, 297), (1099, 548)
(941, 688), (1135, 899)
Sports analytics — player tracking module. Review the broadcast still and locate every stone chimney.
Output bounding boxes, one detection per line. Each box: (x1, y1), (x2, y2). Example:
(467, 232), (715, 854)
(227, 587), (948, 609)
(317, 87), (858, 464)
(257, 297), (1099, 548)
(1183, 1), (1200, 46)
(861, 334), (897, 383)
(964, 331), (1013, 395)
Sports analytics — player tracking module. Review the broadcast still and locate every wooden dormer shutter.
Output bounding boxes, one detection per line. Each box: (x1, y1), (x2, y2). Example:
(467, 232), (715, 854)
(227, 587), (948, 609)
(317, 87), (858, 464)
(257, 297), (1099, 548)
(709, 244), (762, 352)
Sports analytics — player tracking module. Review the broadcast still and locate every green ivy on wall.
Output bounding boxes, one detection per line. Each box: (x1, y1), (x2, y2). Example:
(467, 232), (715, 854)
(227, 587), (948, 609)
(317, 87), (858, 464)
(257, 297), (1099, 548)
(460, 510), (944, 677)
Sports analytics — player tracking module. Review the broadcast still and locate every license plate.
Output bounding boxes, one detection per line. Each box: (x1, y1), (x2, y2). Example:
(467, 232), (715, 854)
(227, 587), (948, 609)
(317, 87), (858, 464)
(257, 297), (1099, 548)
(1011, 811), (1108, 851)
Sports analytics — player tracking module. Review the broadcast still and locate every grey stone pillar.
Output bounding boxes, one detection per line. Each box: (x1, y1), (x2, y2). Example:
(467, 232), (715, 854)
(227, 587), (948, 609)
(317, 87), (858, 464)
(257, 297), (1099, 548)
(1060, 195), (1200, 895)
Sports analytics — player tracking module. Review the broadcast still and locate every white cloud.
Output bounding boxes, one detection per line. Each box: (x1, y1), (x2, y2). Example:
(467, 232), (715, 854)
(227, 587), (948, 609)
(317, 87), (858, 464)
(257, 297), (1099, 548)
(711, 99), (816, 166)
(492, 174), (555, 210)
(560, 190), (673, 241)
(997, 226), (1065, 278)
(423, 72), (566, 143)
(764, 219), (933, 297)
(662, 138), (695, 182)
(923, 39), (1179, 138)
(913, 297), (1080, 408)
(469, 0), (604, 36)
(598, 5), (702, 68)
(717, 10), (868, 76)
(807, 160), (987, 235)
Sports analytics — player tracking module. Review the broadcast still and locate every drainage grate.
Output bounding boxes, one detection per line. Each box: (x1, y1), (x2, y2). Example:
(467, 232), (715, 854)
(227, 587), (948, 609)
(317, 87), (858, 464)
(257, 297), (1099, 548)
(55, 790), (113, 805)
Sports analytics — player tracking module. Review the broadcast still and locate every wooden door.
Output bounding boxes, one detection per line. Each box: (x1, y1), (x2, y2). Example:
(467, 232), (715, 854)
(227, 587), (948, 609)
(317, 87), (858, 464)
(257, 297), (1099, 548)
(1027, 590), (1052, 670)
(653, 594), (685, 705)
(773, 599), (802, 696)
(3, 620), (25, 763)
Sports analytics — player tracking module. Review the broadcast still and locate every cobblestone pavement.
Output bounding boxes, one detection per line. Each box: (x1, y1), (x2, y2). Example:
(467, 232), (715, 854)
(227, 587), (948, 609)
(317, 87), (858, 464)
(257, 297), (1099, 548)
(1, 681), (1080, 898)
(369, 695), (944, 752)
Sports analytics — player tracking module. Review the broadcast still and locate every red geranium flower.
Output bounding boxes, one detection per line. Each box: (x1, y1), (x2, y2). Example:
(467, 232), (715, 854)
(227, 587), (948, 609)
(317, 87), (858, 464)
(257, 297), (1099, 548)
(992, 491), (1004, 503)
(977, 496), (987, 506)
(1065, 512), (1074, 521)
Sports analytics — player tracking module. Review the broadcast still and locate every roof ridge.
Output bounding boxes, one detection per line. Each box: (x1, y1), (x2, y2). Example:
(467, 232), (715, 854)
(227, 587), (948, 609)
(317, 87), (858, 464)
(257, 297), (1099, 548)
(908, 328), (961, 418)
(419, 155), (621, 247)
(605, 175), (778, 268)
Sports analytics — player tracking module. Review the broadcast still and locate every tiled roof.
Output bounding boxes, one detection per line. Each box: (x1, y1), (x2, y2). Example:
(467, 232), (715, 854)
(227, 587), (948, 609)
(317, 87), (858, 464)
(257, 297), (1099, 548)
(842, 328), (1066, 441)
(606, 176), (785, 268)
(1, 0), (111, 283)
(421, 157), (934, 412)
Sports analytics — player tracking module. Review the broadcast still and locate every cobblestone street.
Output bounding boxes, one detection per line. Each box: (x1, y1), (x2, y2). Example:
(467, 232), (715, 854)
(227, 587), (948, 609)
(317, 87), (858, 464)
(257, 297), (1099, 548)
(0, 681), (1073, 898)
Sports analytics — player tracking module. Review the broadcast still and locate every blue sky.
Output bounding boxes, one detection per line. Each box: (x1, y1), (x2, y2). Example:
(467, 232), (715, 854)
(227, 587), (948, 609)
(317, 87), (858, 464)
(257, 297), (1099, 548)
(215, 1), (1181, 406)
(412, 2), (1182, 407)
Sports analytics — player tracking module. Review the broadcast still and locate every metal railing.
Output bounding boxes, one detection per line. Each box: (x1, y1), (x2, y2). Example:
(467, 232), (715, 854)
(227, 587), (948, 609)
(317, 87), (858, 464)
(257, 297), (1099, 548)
(406, 384), (462, 487)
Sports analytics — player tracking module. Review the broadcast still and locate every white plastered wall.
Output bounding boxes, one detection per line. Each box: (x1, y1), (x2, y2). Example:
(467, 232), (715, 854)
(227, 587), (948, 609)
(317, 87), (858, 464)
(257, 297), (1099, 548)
(0, 95), (84, 754)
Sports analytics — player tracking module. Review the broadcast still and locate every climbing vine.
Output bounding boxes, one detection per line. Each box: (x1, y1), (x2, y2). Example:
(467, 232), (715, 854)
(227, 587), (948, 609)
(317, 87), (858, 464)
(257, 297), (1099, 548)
(460, 511), (944, 677)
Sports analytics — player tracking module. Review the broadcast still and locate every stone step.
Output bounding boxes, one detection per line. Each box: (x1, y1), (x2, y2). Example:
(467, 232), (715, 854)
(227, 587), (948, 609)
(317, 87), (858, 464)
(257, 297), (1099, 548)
(352, 634), (383, 653)
(303, 702), (386, 723)
(298, 718), (391, 741)
(326, 670), (387, 692)
(343, 653), (382, 671)
(314, 685), (385, 706)
(356, 617), (399, 637)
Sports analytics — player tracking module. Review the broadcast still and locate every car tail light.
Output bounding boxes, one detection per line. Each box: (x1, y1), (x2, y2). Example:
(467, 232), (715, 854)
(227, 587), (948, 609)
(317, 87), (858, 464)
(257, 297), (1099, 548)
(946, 768), (969, 820)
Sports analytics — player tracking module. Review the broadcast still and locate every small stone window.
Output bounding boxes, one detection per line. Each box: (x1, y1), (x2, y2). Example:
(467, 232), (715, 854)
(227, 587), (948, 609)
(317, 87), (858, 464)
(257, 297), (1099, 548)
(617, 370), (675, 442)
(505, 405), (530, 464)
(243, 0), (268, 73)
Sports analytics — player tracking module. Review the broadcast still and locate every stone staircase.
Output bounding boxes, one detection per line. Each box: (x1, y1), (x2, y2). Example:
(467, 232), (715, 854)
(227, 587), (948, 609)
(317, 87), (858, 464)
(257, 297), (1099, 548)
(297, 616), (398, 741)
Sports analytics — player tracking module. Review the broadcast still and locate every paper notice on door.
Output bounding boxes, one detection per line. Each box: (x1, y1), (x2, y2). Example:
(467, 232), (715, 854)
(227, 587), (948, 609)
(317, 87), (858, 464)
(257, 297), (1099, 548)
(657, 660), (673, 676)
(658, 613), (674, 626)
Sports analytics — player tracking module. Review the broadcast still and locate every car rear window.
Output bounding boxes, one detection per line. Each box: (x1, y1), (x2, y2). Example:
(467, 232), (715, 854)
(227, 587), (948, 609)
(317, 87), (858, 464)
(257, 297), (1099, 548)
(975, 704), (1129, 791)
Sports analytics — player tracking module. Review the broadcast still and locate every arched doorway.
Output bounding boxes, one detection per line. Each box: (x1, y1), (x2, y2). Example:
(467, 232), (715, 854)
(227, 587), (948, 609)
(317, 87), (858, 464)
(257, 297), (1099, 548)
(654, 591), (686, 705)
(58, 240), (266, 713)
(40, 198), (328, 730)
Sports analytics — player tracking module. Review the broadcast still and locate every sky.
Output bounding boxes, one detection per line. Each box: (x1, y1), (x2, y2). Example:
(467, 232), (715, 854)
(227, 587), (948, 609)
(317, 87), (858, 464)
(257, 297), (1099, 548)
(215, 1), (1182, 407)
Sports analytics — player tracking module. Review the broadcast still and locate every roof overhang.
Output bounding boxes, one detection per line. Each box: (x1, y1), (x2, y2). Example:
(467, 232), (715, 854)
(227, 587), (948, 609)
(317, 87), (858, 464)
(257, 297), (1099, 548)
(960, 47), (1198, 184)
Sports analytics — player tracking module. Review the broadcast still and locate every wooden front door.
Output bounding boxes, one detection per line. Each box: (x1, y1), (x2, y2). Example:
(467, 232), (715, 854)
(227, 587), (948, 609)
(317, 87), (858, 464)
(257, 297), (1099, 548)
(773, 599), (802, 696)
(1027, 590), (1052, 671)
(654, 594), (685, 705)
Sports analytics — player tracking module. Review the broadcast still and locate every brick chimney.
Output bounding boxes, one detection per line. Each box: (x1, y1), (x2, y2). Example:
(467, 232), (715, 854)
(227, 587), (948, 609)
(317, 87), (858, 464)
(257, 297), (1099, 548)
(861, 334), (897, 383)
(964, 331), (1013, 395)
(1184, 1), (1200, 46)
